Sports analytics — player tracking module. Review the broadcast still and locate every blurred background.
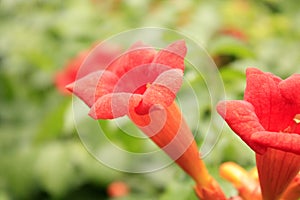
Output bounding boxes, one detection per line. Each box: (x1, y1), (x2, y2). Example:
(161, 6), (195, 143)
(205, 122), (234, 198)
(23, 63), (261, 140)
(1, 0), (300, 199)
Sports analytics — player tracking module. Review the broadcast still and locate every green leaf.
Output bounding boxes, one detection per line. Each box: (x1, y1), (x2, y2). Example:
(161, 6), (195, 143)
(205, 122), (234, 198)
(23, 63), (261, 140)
(34, 98), (71, 143)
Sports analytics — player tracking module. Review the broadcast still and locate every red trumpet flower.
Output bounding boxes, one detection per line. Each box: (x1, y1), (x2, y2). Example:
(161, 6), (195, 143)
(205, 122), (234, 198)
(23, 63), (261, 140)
(217, 68), (300, 200)
(67, 40), (226, 199)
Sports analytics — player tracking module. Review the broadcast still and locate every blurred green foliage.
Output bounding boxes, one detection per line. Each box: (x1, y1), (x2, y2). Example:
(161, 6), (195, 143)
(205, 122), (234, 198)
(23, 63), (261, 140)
(1, 0), (300, 199)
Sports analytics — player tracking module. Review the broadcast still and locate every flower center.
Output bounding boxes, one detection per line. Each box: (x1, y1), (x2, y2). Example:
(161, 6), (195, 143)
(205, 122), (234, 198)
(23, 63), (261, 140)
(283, 114), (300, 133)
(294, 114), (300, 124)
(133, 83), (151, 94)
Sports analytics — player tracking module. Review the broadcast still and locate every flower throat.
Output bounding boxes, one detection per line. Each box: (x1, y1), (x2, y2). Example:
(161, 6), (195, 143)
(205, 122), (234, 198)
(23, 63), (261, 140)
(283, 114), (300, 133)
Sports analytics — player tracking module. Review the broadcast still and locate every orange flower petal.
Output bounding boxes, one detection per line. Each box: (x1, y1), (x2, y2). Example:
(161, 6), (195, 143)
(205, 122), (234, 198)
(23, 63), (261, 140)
(107, 42), (156, 78)
(279, 74), (300, 106)
(152, 40), (186, 71)
(217, 100), (266, 154)
(66, 70), (119, 107)
(251, 131), (300, 155)
(89, 93), (142, 119)
(135, 69), (183, 115)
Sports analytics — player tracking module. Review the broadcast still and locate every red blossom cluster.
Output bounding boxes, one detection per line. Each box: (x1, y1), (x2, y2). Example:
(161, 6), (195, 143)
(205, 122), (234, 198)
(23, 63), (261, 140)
(55, 40), (300, 200)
